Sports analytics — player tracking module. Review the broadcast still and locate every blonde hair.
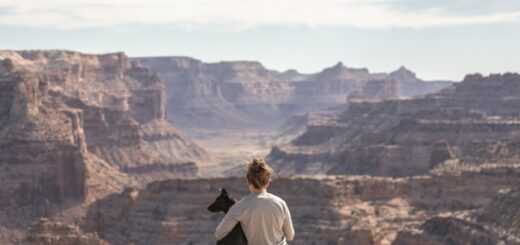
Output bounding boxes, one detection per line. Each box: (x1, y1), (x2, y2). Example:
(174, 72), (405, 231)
(246, 158), (273, 189)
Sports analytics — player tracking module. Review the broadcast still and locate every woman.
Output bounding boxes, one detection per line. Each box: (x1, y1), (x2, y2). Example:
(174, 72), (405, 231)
(215, 158), (295, 245)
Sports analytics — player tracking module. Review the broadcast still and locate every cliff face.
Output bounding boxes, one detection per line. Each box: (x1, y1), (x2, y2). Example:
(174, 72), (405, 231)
(394, 187), (520, 245)
(135, 57), (452, 130)
(478, 188), (520, 239)
(0, 68), (93, 244)
(268, 73), (520, 176)
(1, 51), (210, 179)
(392, 217), (502, 245)
(82, 177), (352, 245)
(0, 71), (88, 206)
(387, 66), (452, 97)
(24, 218), (110, 245)
(0, 50), (214, 208)
(135, 57), (292, 129)
(82, 163), (520, 245)
(0, 50), (214, 244)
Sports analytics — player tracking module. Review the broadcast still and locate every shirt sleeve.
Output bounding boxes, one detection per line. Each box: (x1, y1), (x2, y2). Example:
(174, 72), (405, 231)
(214, 203), (243, 240)
(282, 202), (295, 241)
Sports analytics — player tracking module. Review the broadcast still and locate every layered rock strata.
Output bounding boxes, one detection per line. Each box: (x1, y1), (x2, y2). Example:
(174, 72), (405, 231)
(394, 188), (520, 245)
(83, 163), (520, 245)
(135, 57), (452, 130)
(0, 50), (212, 244)
(0, 71), (88, 205)
(0, 50), (210, 183)
(24, 218), (110, 245)
(269, 73), (520, 176)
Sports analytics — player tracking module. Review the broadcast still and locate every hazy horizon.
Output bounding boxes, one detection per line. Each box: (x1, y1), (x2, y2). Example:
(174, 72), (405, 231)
(1, 0), (520, 80)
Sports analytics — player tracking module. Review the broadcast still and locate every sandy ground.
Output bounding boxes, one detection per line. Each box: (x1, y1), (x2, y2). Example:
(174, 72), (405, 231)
(186, 129), (277, 177)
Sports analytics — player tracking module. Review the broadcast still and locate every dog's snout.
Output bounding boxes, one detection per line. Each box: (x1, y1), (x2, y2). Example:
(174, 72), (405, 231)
(207, 202), (219, 212)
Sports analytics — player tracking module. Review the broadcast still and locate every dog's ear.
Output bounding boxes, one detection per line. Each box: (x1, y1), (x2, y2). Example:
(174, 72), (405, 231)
(220, 188), (228, 195)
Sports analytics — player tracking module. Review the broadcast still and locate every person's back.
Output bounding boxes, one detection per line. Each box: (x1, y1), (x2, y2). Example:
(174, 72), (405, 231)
(215, 159), (295, 245)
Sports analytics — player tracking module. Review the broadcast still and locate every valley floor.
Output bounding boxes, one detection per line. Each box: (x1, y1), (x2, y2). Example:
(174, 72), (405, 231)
(186, 128), (279, 177)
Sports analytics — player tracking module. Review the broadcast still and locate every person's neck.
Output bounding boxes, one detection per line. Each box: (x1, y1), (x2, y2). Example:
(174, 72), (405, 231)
(251, 188), (267, 194)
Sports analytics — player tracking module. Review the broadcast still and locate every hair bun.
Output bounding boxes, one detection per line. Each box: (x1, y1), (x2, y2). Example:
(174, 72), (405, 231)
(246, 158), (273, 189)
(250, 159), (266, 170)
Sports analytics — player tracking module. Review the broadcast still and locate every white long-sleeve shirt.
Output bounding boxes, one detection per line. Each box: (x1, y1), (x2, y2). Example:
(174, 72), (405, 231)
(215, 192), (295, 245)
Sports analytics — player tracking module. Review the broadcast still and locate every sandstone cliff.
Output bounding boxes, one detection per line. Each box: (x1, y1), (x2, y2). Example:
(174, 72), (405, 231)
(0, 50), (211, 244)
(81, 162), (520, 245)
(268, 73), (520, 176)
(0, 70), (88, 205)
(393, 187), (520, 245)
(0, 68), (93, 244)
(135, 57), (452, 130)
(478, 188), (520, 241)
(0, 50), (210, 180)
(24, 218), (110, 245)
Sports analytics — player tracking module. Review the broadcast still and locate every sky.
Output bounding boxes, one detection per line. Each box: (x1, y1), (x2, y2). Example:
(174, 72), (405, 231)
(0, 0), (519, 80)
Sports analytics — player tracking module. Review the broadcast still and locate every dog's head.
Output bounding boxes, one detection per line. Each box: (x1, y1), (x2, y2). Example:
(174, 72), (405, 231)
(207, 188), (237, 213)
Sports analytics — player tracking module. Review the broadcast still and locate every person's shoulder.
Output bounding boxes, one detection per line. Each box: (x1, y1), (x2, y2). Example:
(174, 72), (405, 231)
(231, 194), (253, 211)
(236, 193), (255, 204)
(266, 192), (287, 205)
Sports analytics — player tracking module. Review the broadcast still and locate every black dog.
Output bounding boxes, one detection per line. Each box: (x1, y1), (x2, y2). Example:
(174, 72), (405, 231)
(208, 188), (248, 245)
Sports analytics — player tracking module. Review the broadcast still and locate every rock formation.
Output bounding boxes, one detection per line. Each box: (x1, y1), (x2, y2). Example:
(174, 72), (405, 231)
(268, 73), (520, 176)
(82, 162), (520, 245)
(392, 217), (501, 245)
(0, 51), (210, 184)
(135, 57), (452, 130)
(388, 66), (452, 97)
(0, 70), (88, 206)
(83, 177), (351, 245)
(394, 187), (520, 245)
(478, 188), (520, 241)
(2, 50), (518, 245)
(24, 218), (110, 245)
(0, 50), (211, 244)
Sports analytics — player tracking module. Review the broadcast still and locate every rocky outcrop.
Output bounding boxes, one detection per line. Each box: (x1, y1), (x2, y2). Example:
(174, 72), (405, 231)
(135, 57), (452, 130)
(394, 187), (520, 245)
(272, 113), (335, 145)
(134, 57), (285, 129)
(0, 70), (93, 245)
(24, 218), (110, 245)
(82, 163), (520, 245)
(388, 66), (452, 97)
(478, 188), (520, 241)
(392, 217), (501, 245)
(0, 50), (212, 244)
(348, 79), (400, 101)
(84, 177), (348, 245)
(269, 73), (520, 176)
(0, 71), (88, 205)
(0, 50), (211, 182)
(337, 229), (381, 245)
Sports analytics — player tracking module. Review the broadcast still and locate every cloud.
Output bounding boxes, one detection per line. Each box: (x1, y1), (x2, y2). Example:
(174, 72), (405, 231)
(0, 0), (519, 30)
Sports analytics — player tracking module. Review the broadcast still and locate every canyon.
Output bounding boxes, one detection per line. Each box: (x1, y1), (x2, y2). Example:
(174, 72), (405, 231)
(268, 73), (520, 177)
(0, 50), (210, 244)
(1, 49), (519, 245)
(81, 163), (520, 245)
(136, 57), (452, 169)
(135, 57), (452, 131)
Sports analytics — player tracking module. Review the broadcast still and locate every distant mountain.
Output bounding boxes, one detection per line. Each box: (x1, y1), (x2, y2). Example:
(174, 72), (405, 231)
(135, 57), (453, 130)
(268, 73), (520, 176)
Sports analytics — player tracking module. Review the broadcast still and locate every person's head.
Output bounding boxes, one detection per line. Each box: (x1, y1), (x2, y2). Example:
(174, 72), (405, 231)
(246, 158), (273, 193)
